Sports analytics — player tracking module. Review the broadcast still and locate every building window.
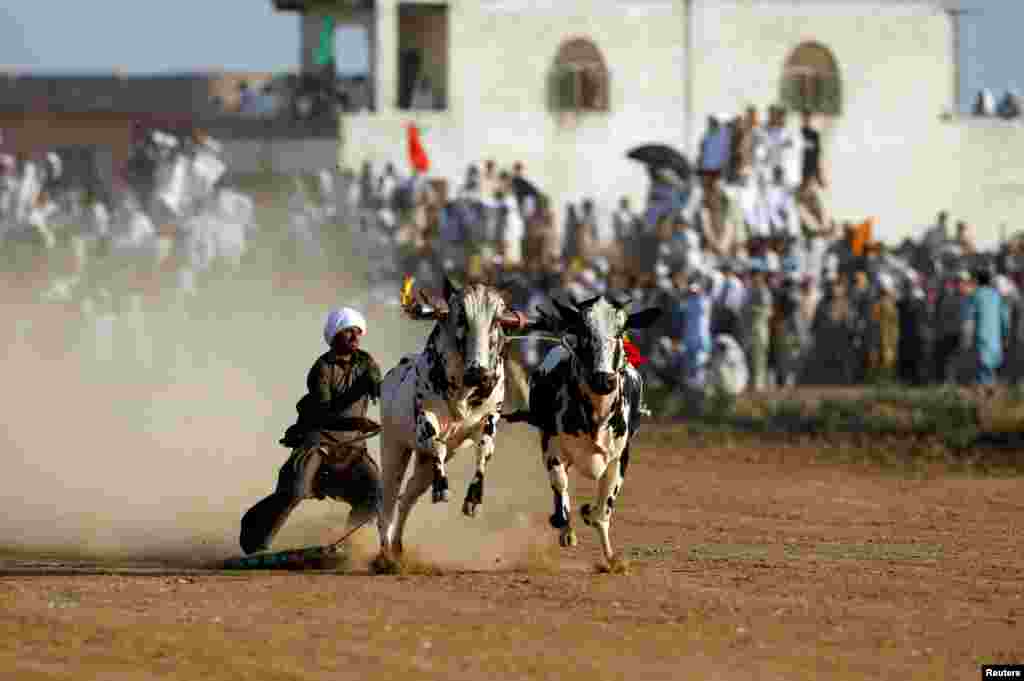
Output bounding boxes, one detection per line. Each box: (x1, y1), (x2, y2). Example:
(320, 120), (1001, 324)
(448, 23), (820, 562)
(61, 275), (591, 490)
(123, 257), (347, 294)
(549, 38), (609, 113)
(397, 3), (448, 111)
(781, 42), (841, 116)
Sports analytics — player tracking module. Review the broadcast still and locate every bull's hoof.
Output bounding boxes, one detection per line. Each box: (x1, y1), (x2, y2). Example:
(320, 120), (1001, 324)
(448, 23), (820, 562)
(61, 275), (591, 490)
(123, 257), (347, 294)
(371, 553), (403, 575)
(598, 554), (631, 575)
(559, 528), (578, 548)
(549, 512), (568, 529)
(432, 475), (450, 503)
(580, 503), (594, 526)
(462, 500), (479, 517)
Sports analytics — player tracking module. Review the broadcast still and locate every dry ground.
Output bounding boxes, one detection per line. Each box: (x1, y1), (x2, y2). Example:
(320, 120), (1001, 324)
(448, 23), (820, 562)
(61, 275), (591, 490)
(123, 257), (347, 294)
(1, 427), (1021, 681)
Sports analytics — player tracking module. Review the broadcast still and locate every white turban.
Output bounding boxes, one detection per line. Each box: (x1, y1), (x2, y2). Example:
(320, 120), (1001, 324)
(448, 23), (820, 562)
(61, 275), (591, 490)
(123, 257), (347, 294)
(323, 307), (367, 345)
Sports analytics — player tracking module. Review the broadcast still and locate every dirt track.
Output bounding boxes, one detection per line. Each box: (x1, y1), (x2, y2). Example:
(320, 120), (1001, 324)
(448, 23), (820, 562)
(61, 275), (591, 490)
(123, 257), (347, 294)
(1, 429), (1021, 681)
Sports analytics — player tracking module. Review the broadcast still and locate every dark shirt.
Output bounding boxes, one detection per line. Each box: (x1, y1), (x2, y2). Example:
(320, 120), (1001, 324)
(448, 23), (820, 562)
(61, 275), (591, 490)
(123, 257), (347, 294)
(627, 230), (663, 274)
(801, 126), (822, 185)
(281, 349), (382, 447)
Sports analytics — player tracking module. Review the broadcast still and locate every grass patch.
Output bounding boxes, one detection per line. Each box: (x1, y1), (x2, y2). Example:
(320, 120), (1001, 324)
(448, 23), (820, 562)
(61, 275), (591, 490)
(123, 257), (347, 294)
(810, 543), (944, 562)
(647, 384), (1024, 470)
(688, 544), (772, 562)
(685, 542), (943, 563)
(627, 545), (677, 561)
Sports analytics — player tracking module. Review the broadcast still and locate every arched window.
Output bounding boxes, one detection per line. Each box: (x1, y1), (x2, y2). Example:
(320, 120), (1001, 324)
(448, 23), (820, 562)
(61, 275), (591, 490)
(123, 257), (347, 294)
(549, 38), (609, 113)
(781, 42), (841, 116)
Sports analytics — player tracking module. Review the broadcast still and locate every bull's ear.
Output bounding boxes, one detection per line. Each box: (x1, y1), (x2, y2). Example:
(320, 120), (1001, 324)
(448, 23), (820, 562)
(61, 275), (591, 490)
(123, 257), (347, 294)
(552, 298), (581, 326)
(626, 307), (662, 330)
(610, 294), (632, 310)
(444, 276), (460, 300)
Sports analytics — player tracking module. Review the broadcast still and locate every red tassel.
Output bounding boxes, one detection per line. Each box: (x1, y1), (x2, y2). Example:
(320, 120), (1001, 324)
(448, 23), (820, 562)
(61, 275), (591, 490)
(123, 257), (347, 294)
(407, 123), (430, 173)
(623, 337), (647, 367)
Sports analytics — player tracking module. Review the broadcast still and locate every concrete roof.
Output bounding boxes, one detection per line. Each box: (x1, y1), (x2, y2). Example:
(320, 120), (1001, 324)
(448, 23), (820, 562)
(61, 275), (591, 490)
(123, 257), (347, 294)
(0, 74), (223, 116)
(272, 0), (373, 13)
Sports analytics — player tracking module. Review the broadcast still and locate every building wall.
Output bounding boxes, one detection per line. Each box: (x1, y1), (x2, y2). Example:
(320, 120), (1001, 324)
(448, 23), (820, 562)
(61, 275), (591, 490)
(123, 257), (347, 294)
(692, 0), (957, 243)
(341, 0), (691, 240)
(398, 5), (449, 107)
(944, 118), (1024, 249)
(692, 0), (1024, 250)
(314, 0), (1024, 250)
(0, 113), (134, 182)
(221, 137), (340, 175)
(208, 72), (277, 112)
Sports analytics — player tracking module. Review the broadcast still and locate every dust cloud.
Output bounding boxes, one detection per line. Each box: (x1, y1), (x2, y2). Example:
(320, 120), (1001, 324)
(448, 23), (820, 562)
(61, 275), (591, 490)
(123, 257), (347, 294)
(0, 231), (559, 571)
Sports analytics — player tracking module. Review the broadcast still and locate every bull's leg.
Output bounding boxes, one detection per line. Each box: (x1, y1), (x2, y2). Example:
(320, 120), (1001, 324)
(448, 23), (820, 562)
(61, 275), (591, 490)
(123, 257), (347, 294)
(392, 455), (436, 549)
(416, 410), (449, 503)
(543, 439), (576, 548)
(376, 438), (412, 563)
(429, 441), (450, 503)
(582, 445), (628, 571)
(463, 412), (500, 517)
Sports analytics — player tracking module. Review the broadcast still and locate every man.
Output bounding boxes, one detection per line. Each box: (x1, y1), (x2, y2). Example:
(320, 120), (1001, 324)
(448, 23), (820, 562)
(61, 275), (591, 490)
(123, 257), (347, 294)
(764, 166), (800, 240)
(848, 270), (875, 382)
(579, 197), (602, 252)
(934, 272), (971, 384)
(240, 308), (384, 555)
(743, 264), (774, 391)
(479, 159), (500, 203)
(897, 272), (931, 386)
(713, 262), (746, 338)
(762, 105), (802, 191)
(808, 276), (854, 384)
(698, 179), (738, 257)
(613, 196), (638, 242)
(963, 269), (1010, 389)
(956, 220), (976, 255)
(800, 110), (825, 191)
(707, 334), (749, 398)
(867, 274), (900, 382)
(498, 186), (525, 268)
(922, 211), (950, 251)
(698, 114), (732, 192)
(672, 272), (712, 393)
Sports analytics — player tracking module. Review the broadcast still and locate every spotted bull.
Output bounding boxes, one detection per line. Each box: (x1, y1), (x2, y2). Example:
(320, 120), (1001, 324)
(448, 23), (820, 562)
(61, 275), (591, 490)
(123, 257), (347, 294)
(375, 277), (526, 569)
(505, 295), (661, 570)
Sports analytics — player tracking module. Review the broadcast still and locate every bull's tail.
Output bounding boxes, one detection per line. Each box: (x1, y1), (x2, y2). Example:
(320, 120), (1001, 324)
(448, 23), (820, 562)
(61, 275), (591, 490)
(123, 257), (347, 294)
(501, 409), (535, 425)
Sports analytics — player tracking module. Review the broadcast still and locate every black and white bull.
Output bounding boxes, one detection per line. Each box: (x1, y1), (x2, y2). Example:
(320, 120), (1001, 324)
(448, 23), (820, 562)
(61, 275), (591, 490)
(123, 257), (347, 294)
(505, 295), (661, 571)
(375, 277), (527, 568)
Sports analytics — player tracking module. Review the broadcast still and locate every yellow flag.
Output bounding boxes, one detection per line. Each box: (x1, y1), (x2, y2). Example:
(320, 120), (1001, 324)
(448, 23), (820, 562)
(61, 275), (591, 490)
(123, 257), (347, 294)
(400, 275), (415, 307)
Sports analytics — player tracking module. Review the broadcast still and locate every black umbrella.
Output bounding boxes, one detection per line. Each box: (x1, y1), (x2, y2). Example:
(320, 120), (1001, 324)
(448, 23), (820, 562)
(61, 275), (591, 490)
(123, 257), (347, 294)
(512, 176), (541, 202)
(626, 144), (691, 181)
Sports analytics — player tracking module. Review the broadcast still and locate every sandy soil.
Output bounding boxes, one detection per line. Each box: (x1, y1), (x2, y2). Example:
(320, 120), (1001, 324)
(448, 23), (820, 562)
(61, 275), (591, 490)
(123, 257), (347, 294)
(2, 428), (1021, 681)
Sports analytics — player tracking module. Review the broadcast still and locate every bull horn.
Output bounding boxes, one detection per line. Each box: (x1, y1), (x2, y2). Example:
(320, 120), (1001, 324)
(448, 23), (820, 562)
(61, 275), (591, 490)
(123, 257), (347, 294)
(610, 294), (632, 309)
(498, 310), (530, 330)
(551, 298), (581, 325)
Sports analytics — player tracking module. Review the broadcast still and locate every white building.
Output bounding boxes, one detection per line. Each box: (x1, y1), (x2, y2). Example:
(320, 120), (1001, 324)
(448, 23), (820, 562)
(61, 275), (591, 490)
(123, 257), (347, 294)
(274, 0), (1024, 250)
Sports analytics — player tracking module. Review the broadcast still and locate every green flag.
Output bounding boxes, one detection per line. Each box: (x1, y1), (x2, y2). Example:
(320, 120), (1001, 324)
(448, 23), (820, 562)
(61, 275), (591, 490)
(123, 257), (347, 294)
(315, 16), (336, 66)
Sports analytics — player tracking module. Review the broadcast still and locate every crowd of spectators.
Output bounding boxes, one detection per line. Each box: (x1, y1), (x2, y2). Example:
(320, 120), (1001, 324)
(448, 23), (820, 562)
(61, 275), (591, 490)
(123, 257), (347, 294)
(352, 104), (1024, 398)
(4, 104), (1024, 400)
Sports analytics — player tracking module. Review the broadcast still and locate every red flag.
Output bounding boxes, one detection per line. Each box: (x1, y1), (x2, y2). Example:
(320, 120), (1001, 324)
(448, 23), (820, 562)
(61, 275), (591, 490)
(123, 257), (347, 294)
(623, 337), (647, 368)
(407, 123), (430, 173)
